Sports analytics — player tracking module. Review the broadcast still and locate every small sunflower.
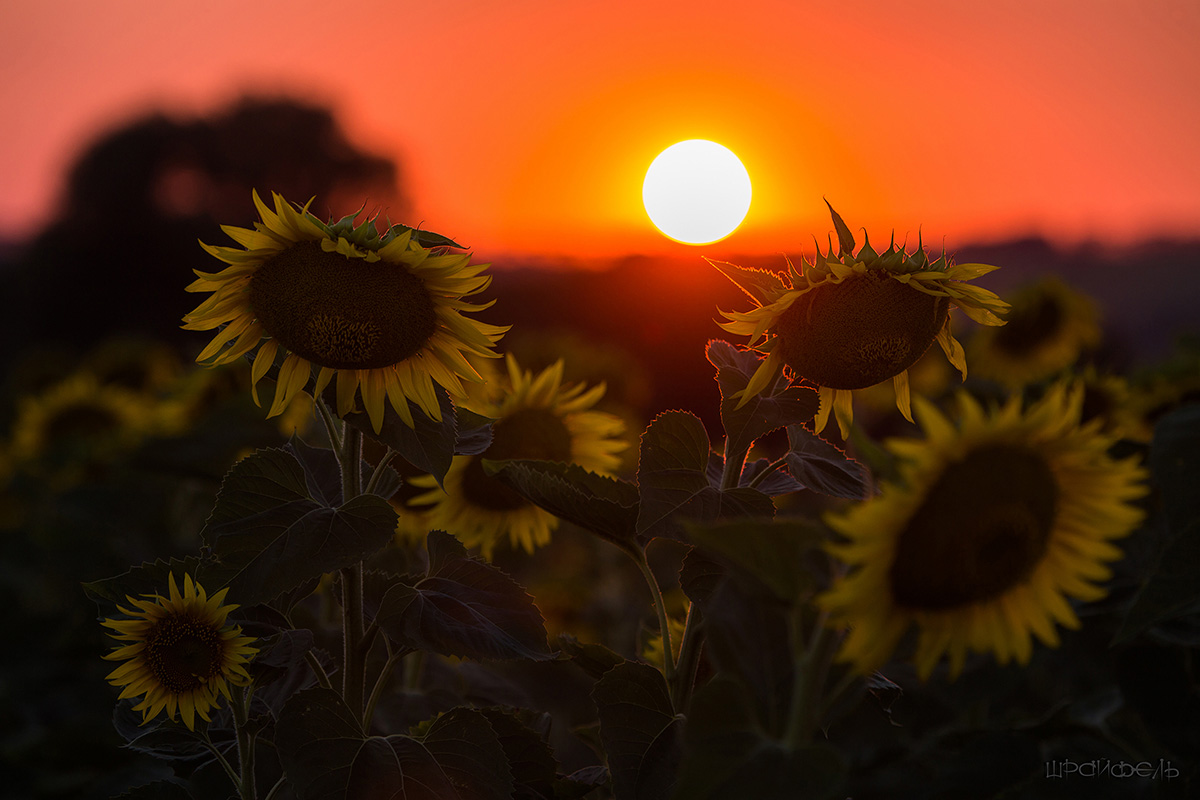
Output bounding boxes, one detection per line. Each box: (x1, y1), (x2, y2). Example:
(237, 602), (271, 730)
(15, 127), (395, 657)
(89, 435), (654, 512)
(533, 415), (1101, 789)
(967, 275), (1101, 388)
(406, 354), (629, 557)
(102, 573), (258, 731)
(715, 203), (1008, 438)
(820, 381), (1148, 679)
(183, 191), (508, 433)
(7, 373), (180, 483)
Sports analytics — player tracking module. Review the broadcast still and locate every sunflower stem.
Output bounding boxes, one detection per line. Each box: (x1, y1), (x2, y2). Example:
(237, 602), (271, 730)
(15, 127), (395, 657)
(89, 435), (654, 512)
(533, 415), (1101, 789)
(314, 396), (343, 454)
(633, 548), (676, 693)
(363, 641), (408, 731)
(720, 442), (749, 490)
(783, 607), (838, 749)
(262, 777), (287, 800)
(339, 426), (367, 716)
(364, 447), (398, 495)
(231, 685), (258, 800)
(747, 455), (789, 489)
(668, 601), (704, 711)
(303, 650), (332, 690)
(202, 732), (241, 791)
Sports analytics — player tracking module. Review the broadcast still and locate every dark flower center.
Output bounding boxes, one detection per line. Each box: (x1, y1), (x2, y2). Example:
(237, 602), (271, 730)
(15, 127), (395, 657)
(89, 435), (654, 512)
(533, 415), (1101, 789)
(45, 403), (122, 441)
(460, 408), (574, 511)
(145, 615), (225, 694)
(249, 241), (438, 369)
(775, 270), (949, 390)
(992, 292), (1063, 356)
(889, 445), (1058, 610)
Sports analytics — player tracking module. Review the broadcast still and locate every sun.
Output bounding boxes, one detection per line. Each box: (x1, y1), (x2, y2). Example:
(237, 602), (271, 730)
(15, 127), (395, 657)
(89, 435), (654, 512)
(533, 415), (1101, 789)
(643, 139), (752, 245)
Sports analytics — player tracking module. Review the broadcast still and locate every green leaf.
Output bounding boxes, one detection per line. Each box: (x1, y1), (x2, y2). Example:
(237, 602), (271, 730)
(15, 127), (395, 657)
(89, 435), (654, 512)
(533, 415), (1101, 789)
(555, 634), (627, 681)
(1115, 406), (1200, 642)
(484, 458), (642, 552)
(200, 447), (398, 605)
(333, 381), (493, 489)
(705, 259), (788, 306)
(671, 678), (846, 800)
(276, 689), (513, 800)
(375, 532), (552, 661)
(83, 555), (229, 612)
(1115, 519), (1200, 643)
(593, 662), (684, 800)
(636, 411), (775, 539)
(415, 707), (515, 800)
(683, 518), (826, 604)
(678, 549), (724, 607)
(824, 199), (855, 257)
(112, 781), (196, 800)
(477, 708), (560, 799)
(1149, 404), (1200, 538)
(111, 700), (214, 761)
(275, 688), (366, 799)
(706, 340), (819, 457)
(784, 425), (871, 500)
(690, 580), (794, 737)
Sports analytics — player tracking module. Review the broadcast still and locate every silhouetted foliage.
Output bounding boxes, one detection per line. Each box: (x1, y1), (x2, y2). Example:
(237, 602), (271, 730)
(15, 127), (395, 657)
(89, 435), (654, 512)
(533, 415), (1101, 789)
(3, 97), (402, 367)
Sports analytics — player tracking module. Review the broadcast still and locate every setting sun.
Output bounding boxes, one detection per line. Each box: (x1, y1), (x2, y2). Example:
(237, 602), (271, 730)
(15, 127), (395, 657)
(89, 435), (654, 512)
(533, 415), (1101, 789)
(642, 139), (752, 245)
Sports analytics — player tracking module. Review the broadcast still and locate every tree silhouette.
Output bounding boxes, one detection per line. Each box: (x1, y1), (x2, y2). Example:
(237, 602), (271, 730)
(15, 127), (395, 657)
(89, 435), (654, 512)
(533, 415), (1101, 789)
(4, 97), (403, 367)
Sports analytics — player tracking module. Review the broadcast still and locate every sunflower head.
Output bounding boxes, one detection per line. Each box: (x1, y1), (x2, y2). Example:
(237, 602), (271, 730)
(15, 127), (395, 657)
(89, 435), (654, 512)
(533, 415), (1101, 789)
(102, 573), (258, 731)
(820, 380), (1149, 679)
(715, 202), (1008, 437)
(968, 275), (1101, 388)
(406, 354), (629, 557)
(183, 191), (509, 433)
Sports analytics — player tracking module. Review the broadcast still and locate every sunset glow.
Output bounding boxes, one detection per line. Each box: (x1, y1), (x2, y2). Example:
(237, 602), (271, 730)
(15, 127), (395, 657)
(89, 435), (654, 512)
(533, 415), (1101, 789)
(0, 1), (1198, 257)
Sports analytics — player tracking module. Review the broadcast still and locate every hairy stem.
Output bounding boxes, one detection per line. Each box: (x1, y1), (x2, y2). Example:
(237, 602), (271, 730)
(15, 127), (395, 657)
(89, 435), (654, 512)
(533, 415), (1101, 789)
(634, 549), (676, 689)
(340, 426), (366, 715)
(720, 441), (749, 491)
(231, 686), (257, 800)
(784, 608), (839, 749)
(314, 396), (343, 454)
(669, 601), (704, 711)
(364, 447), (398, 495)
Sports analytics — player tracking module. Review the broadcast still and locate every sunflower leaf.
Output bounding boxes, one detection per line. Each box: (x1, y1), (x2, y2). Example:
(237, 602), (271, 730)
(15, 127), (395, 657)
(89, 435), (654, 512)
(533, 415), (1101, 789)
(375, 531), (553, 661)
(683, 518), (827, 604)
(706, 259), (788, 306)
(1114, 406), (1200, 643)
(593, 662), (684, 800)
(483, 458), (643, 552)
(83, 556), (232, 613)
(200, 447), (398, 605)
(636, 411), (776, 539)
(671, 677), (847, 800)
(111, 781), (197, 800)
(277, 692), (515, 800)
(336, 383), (467, 489)
(784, 425), (871, 500)
(476, 708), (562, 800)
(707, 339), (820, 457)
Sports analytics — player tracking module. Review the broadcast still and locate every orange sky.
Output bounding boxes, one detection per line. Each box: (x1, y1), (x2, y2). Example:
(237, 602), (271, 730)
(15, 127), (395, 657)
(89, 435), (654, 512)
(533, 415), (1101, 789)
(2, 0), (1199, 259)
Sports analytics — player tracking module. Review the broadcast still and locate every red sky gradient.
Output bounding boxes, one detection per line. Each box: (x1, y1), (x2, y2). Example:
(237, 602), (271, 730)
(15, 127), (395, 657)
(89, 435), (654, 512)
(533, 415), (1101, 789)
(2, 0), (1199, 260)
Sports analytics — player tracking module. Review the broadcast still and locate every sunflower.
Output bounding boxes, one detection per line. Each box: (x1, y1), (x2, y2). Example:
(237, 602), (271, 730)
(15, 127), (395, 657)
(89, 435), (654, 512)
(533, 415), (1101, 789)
(7, 373), (181, 484)
(967, 275), (1101, 388)
(102, 573), (258, 731)
(406, 354), (629, 557)
(715, 203), (1008, 438)
(820, 381), (1148, 679)
(183, 191), (508, 433)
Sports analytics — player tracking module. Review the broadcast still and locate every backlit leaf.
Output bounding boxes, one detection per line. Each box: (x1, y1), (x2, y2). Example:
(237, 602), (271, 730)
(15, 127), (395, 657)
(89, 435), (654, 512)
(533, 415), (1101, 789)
(594, 662), (684, 800)
(706, 340), (819, 457)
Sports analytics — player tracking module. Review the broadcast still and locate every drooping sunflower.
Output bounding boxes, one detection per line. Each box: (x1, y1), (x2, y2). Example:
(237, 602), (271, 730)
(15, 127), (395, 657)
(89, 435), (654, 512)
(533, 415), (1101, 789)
(967, 275), (1101, 388)
(715, 203), (1008, 437)
(405, 354), (629, 557)
(183, 191), (508, 432)
(102, 573), (258, 731)
(820, 381), (1149, 679)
